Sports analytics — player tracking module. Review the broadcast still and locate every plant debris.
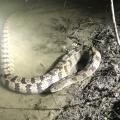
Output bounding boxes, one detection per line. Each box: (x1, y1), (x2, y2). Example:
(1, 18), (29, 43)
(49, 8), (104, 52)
(55, 26), (120, 120)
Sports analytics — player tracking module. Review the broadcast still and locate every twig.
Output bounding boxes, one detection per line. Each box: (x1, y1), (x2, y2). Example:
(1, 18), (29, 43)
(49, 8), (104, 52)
(110, 0), (120, 46)
(64, 0), (67, 8)
(0, 106), (61, 111)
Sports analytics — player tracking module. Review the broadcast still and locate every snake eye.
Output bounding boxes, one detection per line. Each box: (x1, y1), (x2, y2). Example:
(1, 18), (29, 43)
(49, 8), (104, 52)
(45, 74), (51, 79)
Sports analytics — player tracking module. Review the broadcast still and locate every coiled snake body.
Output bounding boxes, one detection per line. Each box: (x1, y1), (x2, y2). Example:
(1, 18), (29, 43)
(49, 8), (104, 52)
(0, 16), (101, 94)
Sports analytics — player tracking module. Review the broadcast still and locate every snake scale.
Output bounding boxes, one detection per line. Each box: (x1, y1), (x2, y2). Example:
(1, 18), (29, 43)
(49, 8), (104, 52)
(0, 15), (101, 94)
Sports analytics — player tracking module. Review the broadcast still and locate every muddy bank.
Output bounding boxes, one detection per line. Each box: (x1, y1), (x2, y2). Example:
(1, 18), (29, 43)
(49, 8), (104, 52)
(55, 18), (120, 120)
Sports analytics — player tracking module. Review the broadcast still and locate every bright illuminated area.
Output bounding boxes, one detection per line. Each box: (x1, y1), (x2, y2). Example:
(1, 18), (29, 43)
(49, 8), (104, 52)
(0, 0), (120, 120)
(7, 6), (74, 77)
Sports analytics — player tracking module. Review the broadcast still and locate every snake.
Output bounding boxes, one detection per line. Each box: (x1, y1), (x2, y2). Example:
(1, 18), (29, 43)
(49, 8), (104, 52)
(0, 15), (101, 94)
(50, 47), (101, 92)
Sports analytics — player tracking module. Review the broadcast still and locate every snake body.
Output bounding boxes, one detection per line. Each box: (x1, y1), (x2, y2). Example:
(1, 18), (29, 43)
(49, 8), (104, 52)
(50, 47), (101, 92)
(0, 16), (101, 94)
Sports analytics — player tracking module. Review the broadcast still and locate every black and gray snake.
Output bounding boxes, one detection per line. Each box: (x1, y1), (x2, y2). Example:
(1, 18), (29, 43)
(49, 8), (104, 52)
(0, 15), (101, 94)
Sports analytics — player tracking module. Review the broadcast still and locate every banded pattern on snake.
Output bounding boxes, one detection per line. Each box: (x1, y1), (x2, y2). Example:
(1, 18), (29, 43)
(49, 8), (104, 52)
(0, 16), (101, 94)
